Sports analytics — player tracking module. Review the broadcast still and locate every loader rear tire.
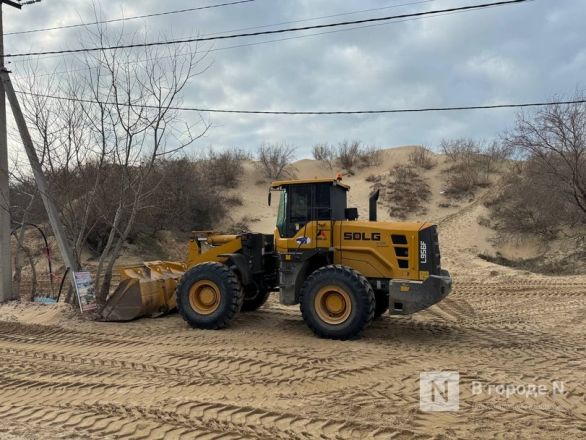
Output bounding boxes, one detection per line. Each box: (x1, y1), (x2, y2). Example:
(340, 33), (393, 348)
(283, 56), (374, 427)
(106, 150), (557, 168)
(300, 265), (375, 340)
(241, 282), (271, 312)
(374, 291), (389, 319)
(176, 262), (244, 330)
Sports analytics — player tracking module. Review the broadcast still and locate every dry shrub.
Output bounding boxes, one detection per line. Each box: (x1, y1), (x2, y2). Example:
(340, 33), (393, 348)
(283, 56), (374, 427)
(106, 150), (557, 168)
(204, 148), (249, 188)
(373, 165), (431, 219)
(440, 138), (509, 197)
(488, 159), (583, 238)
(11, 156), (239, 252)
(337, 140), (361, 172)
(358, 145), (383, 167)
(318, 140), (382, 172)
(408, 146), (437, 170)
(312, 143), (335, 168)
(257, 142), (296, 179)
(139, 158), (234, 236)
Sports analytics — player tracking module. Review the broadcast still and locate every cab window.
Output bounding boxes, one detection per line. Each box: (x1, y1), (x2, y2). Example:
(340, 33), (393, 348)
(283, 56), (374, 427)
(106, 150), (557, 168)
(278, 183), (336, 238)
(288, 185), (311, 236)
(276, 190), (287, 237)
(314, 184), (331, 220)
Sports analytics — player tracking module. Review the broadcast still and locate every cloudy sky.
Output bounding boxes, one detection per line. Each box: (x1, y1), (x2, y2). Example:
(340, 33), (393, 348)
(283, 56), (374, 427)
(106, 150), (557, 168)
(3, 0), (586, 157)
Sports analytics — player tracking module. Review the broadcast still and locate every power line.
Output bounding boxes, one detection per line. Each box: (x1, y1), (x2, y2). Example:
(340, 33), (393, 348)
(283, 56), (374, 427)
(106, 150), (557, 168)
(7, 0), (436, 38)
(197, 0), (438, 38)
(13, 90), (583, 116)
(11, 8), (470, 76)
(4, 0), (436, 37)
(10, 3), (461, 67)
(5, 0), (256, 36)
(4, 0), (531, 59)
(8, 0), (440, 64)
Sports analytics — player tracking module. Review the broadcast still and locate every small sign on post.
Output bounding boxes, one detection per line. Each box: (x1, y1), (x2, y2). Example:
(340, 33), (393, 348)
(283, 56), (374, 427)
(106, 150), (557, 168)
(73, 271), (97, 312)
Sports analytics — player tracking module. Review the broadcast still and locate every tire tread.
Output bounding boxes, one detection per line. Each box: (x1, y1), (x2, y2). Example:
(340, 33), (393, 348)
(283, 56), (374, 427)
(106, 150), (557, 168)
(176, 262), (244, 329)
(299, 264), (375, 340)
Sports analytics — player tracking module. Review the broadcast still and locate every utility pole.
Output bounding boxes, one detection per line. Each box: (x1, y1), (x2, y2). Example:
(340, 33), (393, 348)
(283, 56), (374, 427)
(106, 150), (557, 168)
(0, 70), (81, 290)
(0, 0), (22, 303)
(0, 1), (74, 304)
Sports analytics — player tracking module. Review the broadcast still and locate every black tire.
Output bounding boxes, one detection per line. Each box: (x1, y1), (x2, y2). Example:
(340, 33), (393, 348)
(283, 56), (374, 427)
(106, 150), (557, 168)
(241, 282), (271, 312)
(299, 265), (375, 340)
(374, 290), (389, 319)
(176, 262), (244, 329)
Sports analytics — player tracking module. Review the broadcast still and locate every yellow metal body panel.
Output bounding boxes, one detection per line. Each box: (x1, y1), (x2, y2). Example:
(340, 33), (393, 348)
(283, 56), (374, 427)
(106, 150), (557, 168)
(186, 236), (243, 267)
(275, 219), (431, 281)
(335, 221), (429, 280)
(274, 220), (330, 254)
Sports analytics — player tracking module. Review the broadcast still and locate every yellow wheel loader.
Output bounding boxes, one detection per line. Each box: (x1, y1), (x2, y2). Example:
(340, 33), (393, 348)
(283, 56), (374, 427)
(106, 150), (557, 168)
(102, 177), (452, 339)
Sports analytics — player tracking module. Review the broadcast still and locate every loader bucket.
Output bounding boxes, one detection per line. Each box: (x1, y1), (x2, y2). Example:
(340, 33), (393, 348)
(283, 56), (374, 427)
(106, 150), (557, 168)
(101, 261), (186, 321)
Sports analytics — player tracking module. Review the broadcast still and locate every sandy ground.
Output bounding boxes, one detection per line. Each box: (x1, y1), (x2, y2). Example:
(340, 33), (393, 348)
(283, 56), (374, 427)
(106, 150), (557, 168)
(1, 147), (584, 438)
(0, 273), (584, 439)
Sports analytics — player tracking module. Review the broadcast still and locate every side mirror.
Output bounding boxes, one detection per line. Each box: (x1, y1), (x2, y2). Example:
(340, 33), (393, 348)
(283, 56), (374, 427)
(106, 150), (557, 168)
(268, 191), (272, 206)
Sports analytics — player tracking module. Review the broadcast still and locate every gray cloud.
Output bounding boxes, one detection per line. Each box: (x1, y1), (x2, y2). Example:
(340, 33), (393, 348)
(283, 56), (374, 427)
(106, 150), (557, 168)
(4, 0), (585, 157)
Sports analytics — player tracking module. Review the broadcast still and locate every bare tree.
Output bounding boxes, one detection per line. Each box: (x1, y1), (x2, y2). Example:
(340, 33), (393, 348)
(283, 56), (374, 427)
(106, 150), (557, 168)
(257, 143), (296, 180)
(82, 23), (209, 303)
(7, 166), (38, 301)
(312, 143), (335, 169)
(16, 16), (210, 304)
(503, 98), (586, 217)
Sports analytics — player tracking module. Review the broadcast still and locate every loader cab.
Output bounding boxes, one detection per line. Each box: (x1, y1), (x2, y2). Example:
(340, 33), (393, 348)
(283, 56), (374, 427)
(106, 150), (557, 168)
(270, 178), (349, 239)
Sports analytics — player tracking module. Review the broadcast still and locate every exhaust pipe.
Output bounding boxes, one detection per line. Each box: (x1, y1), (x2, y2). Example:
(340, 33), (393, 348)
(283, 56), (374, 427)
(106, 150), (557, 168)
(369, 189), (380, 221)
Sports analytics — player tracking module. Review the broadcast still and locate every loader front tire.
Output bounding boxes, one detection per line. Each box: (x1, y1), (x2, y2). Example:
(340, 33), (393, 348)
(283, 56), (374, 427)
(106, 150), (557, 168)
(300, 265), (375, 340)
(176, 262), (244, 329)
(241, 282), (271, 312)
